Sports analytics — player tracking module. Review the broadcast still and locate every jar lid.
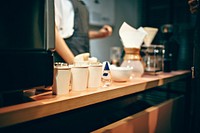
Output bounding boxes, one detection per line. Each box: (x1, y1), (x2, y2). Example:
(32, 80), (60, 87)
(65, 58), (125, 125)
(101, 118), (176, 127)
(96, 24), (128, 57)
(54, 62), (70, 70)
(141, 44), (164, 48)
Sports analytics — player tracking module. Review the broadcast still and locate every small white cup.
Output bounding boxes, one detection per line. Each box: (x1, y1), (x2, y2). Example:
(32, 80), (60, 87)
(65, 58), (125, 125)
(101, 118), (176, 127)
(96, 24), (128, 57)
(52, 66), (71, 95)
(88, 64), (102, 89)
(74, 61), (89, 67)
(71, 66), (89, 91)
(23, 89), (36, 97)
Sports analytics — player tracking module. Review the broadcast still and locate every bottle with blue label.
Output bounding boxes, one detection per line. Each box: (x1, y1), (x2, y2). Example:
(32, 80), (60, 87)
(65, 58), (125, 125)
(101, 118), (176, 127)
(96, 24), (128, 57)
(102, 61), (112, 87)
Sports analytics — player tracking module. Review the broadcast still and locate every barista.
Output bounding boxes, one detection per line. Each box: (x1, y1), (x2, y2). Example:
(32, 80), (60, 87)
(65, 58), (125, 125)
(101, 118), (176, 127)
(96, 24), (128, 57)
(54, 0), (112, 64)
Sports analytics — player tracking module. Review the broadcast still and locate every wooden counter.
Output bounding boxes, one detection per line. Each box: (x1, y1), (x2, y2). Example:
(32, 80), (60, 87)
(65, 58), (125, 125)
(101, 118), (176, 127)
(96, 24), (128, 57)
(0, 70), (191, 128)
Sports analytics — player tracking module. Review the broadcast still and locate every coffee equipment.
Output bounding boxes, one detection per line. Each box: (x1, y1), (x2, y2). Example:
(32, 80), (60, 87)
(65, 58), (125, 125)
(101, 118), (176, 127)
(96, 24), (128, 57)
(0, 0), (55, 93)
(141, 45), (164, 74)
(160, 24), (173, 72)
(121, 48), (144, 77)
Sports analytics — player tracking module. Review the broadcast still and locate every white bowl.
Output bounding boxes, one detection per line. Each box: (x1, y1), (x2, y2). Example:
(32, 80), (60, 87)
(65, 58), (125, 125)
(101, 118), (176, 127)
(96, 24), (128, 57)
(110, 66), (133, 82)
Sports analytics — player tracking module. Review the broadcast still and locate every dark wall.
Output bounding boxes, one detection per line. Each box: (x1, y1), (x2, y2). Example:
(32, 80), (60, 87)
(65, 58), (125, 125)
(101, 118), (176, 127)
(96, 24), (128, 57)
(143, 0), (195, 70)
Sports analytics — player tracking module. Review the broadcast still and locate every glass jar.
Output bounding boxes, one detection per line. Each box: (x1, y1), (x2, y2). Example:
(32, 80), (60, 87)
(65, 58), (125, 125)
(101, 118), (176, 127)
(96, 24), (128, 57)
(140, 45), (164, 74)
(121, 48), (144, 77)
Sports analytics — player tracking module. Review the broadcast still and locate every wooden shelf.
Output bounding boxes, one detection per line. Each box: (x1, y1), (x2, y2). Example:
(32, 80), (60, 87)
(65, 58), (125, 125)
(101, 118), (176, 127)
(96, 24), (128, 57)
(0, 70), (190, 128)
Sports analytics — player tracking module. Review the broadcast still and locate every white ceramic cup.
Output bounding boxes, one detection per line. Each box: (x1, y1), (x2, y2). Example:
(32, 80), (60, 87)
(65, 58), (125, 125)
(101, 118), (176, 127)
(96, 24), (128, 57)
(88, 64), (102, 89)
(23, 89), (36, 97)
(52, 66), (71, 95)
(74, 61), (89, 67)
(71, 66), (89, 91)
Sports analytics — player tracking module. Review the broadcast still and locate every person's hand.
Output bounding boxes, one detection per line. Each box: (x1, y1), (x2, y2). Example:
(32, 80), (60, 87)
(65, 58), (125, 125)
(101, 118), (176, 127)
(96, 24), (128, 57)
(99, 25), (113, 37)
(89, 25), (113, 39)
(188, 0), (199, 14)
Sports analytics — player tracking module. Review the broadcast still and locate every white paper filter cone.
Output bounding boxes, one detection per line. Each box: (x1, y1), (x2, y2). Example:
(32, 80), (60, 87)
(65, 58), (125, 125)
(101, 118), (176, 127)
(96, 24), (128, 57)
(143, 27), (158, 46)
(119, 22), (147, 48)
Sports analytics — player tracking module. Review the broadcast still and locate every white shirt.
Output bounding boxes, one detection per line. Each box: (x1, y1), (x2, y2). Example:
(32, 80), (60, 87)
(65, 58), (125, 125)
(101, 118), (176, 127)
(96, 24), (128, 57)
(54, 0), (74, 38)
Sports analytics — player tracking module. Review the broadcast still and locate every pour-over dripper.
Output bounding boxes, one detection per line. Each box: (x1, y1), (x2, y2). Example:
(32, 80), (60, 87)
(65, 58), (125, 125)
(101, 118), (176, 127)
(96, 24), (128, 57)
(121, 48), (144, 77)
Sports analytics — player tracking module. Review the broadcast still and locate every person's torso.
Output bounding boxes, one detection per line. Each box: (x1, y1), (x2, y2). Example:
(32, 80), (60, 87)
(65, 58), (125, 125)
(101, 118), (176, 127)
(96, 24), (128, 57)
(54, 0), (90, 62)
(66, 0), (90, 56)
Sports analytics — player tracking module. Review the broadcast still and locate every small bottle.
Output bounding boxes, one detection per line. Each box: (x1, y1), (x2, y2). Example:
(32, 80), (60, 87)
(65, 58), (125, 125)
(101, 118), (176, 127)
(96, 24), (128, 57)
(110, 46), (121, 67)
(102, 61), (112, 87)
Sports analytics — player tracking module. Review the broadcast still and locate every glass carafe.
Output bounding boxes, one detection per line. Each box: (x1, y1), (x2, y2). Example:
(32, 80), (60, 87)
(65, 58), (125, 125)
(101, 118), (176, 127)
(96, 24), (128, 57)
(141, 45), (164, 74)
(121, 48), (144, 77)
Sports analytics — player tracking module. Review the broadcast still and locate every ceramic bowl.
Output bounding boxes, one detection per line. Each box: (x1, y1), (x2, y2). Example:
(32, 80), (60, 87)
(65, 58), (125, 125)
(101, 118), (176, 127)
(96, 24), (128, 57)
(110, 66), (133, 82)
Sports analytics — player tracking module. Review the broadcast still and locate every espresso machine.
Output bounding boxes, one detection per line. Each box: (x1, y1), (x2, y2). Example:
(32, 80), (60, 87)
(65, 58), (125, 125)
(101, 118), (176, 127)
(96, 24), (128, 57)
(0, 0), (55, 106)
